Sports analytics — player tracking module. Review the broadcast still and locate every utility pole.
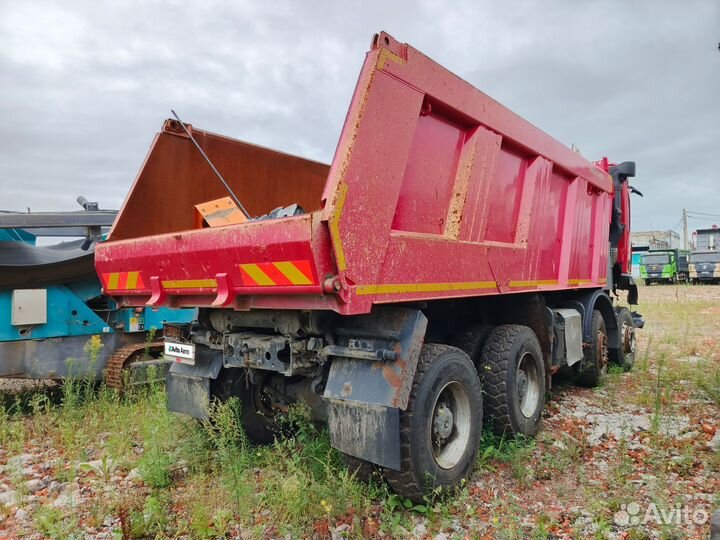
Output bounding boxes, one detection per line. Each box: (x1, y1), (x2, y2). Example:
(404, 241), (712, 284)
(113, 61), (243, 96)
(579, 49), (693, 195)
(682, 208), (688, 250)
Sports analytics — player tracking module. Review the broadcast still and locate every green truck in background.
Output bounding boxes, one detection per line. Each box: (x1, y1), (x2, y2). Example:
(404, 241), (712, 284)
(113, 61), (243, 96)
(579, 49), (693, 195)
(640, 249), (690, 284)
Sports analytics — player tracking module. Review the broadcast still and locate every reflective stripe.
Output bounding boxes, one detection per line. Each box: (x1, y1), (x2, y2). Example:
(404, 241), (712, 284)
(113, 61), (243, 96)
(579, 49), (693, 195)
(568, 279), (592, 285)
(107, 272), (119, 290)
(240, 264), (276, 286)
(162, 279), (218, 289)
(274, 261), (313, 285)
(126, 271), (139, 289)
(356, 281), (497, 295)
(239, 260), (315, 287)
(329, 183), (349, 272)
(508, 279), (559, 287)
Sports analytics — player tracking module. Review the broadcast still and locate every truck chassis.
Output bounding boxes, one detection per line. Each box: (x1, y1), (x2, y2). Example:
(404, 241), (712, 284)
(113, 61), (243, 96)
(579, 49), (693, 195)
(96, 32), (642, 500)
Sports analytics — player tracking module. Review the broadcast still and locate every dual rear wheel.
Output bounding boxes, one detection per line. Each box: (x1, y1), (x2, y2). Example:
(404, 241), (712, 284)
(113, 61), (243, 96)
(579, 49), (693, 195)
(383, 344), (483, 502)
(577, 307), (636, 387)
(382, 326), (547, 502)
(218, 310), (633, 502)
(454, 324), (546, 438)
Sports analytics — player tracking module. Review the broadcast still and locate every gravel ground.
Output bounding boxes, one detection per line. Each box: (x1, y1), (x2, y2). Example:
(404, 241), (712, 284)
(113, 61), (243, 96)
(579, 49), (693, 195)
(1, 284), (719, 539)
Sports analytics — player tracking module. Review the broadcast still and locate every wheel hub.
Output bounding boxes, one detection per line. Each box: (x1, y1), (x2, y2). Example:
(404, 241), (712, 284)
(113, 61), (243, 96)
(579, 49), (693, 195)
(433, 402), (454, 441)
(430, 381), (472, 470)
(623, 322), (636, 354)
(598, 327), (608, 371)
(517, 372), (528, 399)
(516, 352), (540, 418)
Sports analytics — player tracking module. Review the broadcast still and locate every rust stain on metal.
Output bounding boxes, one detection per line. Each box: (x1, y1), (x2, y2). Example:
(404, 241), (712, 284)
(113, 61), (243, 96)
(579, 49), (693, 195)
(377, 48), (405, 69)
(444, 134), (478, 239)
(383, 357), (408, 407)
(382, 364), (402, 390)
(325, 49), (383, 278)
(341, 381), (353, 398)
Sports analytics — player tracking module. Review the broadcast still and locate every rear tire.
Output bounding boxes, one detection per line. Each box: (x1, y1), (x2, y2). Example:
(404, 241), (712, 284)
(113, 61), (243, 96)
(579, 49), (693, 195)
(609, 307), (636, 372)
(210, 369), (279, 444)
(452, 324), (494, 371)
(576, 310), (608, 388)
(341, 454), (378, 484)
(383, 344), (482, 503)
(480, 325), (546, 438)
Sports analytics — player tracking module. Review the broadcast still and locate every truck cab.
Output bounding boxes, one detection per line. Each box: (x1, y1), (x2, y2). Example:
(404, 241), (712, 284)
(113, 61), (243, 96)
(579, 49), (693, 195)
(689, 251), (720, 284)
(640, 249), (688, 284)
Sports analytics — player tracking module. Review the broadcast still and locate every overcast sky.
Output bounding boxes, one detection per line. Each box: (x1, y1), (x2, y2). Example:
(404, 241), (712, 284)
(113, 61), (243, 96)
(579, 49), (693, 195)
(1, 0), (718, 233)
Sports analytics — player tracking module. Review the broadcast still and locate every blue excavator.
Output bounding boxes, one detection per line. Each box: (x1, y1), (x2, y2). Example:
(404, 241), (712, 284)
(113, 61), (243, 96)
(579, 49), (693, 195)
(0, 197), (195, 387)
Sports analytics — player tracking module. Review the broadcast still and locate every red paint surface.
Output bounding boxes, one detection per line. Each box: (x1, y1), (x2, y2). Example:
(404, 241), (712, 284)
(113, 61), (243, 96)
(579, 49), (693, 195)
(96, 32), (625, 315)
(392, 112), (465, 235)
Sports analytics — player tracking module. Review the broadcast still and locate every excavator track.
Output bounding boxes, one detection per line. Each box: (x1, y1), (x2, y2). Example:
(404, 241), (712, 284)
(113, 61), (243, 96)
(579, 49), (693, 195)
(104, 341), (164, 391)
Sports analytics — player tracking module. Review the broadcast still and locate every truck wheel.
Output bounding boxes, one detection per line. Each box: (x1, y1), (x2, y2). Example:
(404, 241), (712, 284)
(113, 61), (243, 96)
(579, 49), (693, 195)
(452, 324), (494, 371)
(576, 310), (608, 388)
(341, 454), (378, 483)
(383, 344), (482, 503)
(480, 325), (545, 438)
(210, 369), (279, 445)
(609, 307), (636, 371)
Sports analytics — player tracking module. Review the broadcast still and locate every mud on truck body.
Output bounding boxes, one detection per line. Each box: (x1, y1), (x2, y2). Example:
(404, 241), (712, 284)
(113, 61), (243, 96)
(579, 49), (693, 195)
(95, 32), (642, 501)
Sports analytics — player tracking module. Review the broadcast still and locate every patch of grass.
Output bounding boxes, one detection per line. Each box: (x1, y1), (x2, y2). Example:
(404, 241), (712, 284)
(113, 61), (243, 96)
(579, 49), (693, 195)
(534, 434), (585, 481)
(251, 405), (376, 534)
(695, 363), (720, 405)
(0, 398), (25, 454)
(129, 493), (172, 538)
(34, 505), (80, 539)
(3, 287), (718, 539)
(488, 497), (527, 540)
(185, 477), (235, 539)
(477, 430), (537, 486)
(203, 397), (252, 515)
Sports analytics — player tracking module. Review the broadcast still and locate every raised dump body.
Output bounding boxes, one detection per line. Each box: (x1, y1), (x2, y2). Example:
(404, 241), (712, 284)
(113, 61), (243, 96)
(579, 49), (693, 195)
(97, 33), (633, 314)
(96, 32), (641, 501)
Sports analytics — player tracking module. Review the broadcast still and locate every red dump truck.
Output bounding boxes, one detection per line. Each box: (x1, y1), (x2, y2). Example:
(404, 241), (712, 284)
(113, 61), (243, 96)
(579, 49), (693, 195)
(96, 32), (642, 500)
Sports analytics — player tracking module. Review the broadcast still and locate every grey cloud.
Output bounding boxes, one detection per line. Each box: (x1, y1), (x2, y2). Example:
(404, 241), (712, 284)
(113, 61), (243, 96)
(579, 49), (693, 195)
(0, 0), (718, 233)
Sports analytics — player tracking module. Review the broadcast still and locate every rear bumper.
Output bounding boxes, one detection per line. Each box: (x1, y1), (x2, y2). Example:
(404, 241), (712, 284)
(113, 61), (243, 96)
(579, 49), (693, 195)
(95, 214), (338, 310)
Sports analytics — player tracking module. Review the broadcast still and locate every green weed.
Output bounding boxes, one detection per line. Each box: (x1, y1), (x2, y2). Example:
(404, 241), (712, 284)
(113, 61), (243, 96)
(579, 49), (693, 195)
(34, 505), (80, 539)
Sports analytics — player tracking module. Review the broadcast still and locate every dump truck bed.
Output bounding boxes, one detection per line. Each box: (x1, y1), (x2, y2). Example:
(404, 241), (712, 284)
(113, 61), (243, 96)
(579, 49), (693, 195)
(96, 32), (613, 316)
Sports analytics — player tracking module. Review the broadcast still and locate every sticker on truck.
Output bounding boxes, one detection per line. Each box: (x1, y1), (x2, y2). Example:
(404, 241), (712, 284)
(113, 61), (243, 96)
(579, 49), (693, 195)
(164, 341), (195, 364)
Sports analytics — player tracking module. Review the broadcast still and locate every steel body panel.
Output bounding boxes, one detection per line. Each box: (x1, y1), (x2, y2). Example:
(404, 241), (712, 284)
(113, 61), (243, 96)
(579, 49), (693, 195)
(108, 123), (329, 241)
(0, 211), (116, 229)
(327, 400), (401, 470)
(323, 308), (427, 410)
(0, 333), (140, 379)
(97, 212), (342, 310)
(97, 32), (615, 314)
(0, 285), (111, 341)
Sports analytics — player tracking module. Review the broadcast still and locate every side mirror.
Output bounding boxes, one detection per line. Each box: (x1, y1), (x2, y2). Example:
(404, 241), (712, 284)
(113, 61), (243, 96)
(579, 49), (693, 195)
(609, 161), (636, 179)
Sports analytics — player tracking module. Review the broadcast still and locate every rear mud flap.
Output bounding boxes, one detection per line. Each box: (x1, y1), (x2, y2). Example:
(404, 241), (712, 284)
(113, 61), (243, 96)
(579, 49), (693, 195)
(323, 308), (426, 469)
(323, 308), (427, 410)
(327, 399), (401, 470)
(166, 348), (223, 420)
